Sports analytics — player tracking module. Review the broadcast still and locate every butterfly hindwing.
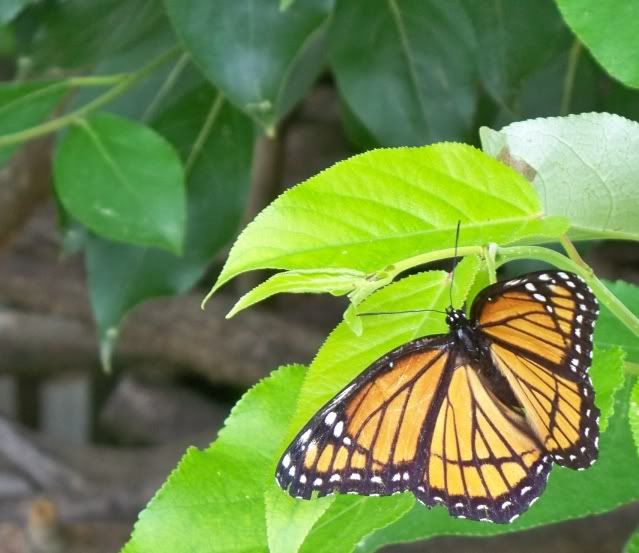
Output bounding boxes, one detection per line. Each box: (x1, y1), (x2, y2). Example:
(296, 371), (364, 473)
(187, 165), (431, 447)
(473, 270), (600, 469)
(276, 337), (451, 499)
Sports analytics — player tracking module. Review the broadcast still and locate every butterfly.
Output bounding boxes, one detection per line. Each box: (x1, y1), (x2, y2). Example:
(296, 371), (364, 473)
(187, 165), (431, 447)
(275, 269), (600, 523)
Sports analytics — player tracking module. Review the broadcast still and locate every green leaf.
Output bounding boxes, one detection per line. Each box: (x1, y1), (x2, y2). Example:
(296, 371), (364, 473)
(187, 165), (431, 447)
(28, 0), (166, 69)
(69, 20), (201, 122)
(268, 260), (479, 552)
(86, 88), (253, 351)
(299, 495), (414, 553)
(0, 80), (68, 166)
(211, 143), (567, 295)
(625, 526), (639, 553)
(467, 0), (568, 108)
(164, 0), (334, 130)
(54, 112), (186, 253)
(265, 486), (333, 553)
(595, 280), (639, 362)
(590, 346), (625, 432)
(287, 256), (480, 445)
(630, 380), (639, 459)
(226, 268), (367, 318)
(0, 0), (37, 23)
(329, 0), (477, 146)
(556, 0), (639, 88)
(361, 382), (639, 551)
(124, 364), (309, 553)
(481, 113), (639, 241)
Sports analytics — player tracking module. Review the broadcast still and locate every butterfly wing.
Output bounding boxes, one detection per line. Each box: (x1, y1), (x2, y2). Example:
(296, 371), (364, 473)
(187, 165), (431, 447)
(415, 360), (551, 523)
(472, 270), (600, 470)
(276, 336), (552, 523)
(276, 335), (451, 499)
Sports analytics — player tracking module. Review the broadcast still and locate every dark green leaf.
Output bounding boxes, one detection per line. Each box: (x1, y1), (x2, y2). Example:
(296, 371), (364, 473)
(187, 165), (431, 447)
(330, 0), (477, 146)
(123, 364), (309, 553)
(54, 112), (186, 253)
(595, 280), (639, 362)
(68, 20), (200, 122)
(467, 0), (568, 108)
(0, 0), (36, 24)
(29, 0), (165, 69)
(556, 0), (639, 88)
(86, 88), (253, 349)
(481, 113), (639, 241)
(164, 0), (334, 130)
(0, 80), (68, 166)
(362, 381), (639, 551)
(210, 143), (567, 295)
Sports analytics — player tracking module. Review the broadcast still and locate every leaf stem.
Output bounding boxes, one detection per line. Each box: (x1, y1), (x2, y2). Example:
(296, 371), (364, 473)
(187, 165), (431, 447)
(185, 92), (224, 176)
(560, 39), (582, 116)
(0, 46), (180, 147)
(142, 52), (191, 122)
(66, 74), (129, 87)
(376, 243), (639, 341)
(559, 233), (588, 268)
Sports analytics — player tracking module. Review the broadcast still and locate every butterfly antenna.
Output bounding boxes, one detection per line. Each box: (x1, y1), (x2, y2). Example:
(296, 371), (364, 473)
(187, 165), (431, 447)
(449, 220), (461, 308)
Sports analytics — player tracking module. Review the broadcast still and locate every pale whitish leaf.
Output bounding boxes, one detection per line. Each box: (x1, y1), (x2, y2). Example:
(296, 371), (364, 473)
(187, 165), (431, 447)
(226, 269), (366, 318)
(210, 143), (567, 296)
(480, 113), (639, 241)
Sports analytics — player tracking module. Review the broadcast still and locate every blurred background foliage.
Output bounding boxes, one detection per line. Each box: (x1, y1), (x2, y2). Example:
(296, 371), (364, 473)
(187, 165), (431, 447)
(0, 1), (639, 552)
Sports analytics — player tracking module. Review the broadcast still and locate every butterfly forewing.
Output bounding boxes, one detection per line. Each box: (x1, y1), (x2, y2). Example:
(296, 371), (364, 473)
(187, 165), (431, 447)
(276, 337), (451, 499)
(473, 270), (600, 469)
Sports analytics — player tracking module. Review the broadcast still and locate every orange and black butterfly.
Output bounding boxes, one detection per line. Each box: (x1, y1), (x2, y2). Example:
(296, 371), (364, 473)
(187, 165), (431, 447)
(276, 270), (600, 523)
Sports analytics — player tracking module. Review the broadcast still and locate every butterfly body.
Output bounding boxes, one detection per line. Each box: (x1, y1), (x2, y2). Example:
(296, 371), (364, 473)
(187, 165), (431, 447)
(276, 270), (600, 523)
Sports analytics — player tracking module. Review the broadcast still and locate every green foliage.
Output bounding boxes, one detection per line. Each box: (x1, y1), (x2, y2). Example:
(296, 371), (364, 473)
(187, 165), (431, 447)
(0, 0), (33, 24)
(0, 80), (68, 165)
(556, 0), (639, 88)
(596, 280), (639, 362)
(164, 0), (334, 131)
(630, 380), (639, 459)
(123, 364), (308, 553)
(210, 143), (566, 298)
(362, 383), (639, 551)
(54, 112), (186, 253)
(626, 527), (639, 553)
(481, 113), (639, 241)
(86, 87), (253, 360)
(2, 4), (639, 551)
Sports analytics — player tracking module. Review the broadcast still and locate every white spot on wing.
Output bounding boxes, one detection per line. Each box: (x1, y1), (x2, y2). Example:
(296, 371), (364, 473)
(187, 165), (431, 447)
(325, 412), (337, 425)
(525, 283), (537, 291)
(333, 421), (344, 438)
(282, 454), (291, 468)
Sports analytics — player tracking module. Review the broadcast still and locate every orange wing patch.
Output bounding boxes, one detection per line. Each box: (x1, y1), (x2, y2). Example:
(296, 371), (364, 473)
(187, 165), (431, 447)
(474, 270), (600, 469)
(276, 340), (450, 501)
(414, 365), (550, 523)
